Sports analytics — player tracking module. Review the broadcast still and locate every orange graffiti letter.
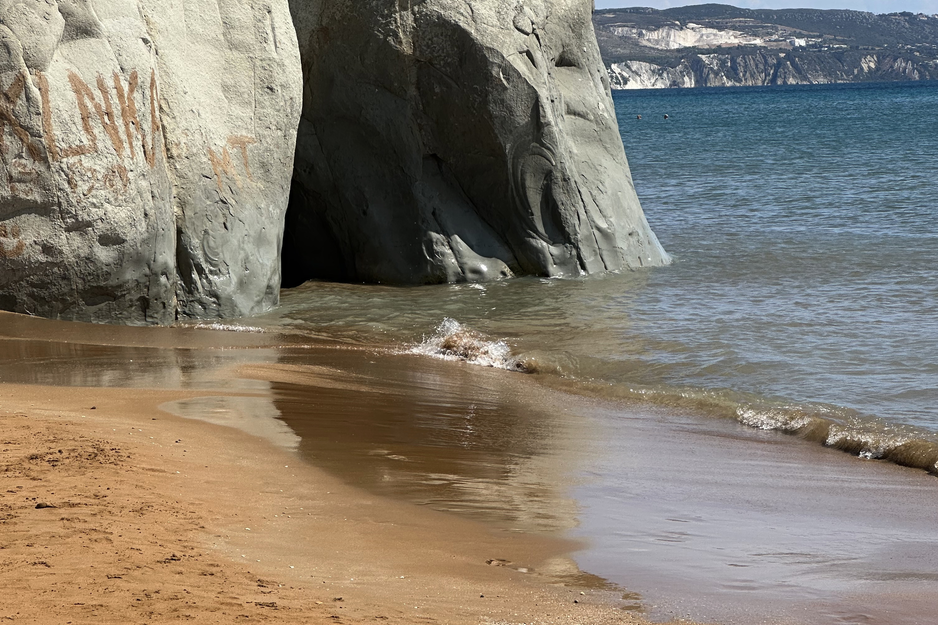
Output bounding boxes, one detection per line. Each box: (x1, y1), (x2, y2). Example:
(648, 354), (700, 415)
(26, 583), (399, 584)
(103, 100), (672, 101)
(0, 72), (42, 161)
(68, 71), (125, 159)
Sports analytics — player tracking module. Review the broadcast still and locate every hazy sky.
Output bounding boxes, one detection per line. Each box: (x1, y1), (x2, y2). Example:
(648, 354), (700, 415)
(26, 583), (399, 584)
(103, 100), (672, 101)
(594, 1), (938, 13)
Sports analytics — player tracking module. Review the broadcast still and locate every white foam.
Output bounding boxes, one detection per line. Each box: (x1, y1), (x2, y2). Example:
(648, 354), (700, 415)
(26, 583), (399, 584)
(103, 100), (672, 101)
(736, 406), (818, 433)
(189, 322), (267, 333)
(407, 318), (525, 372)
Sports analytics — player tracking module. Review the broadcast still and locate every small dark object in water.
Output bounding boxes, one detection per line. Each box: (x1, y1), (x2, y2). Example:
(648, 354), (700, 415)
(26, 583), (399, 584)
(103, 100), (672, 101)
(664, 114), (669, 119)
(637, 115), (642, 120)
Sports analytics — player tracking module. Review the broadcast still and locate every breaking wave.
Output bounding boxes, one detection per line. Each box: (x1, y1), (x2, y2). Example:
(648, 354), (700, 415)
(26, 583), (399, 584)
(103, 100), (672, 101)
(566, 381), (938, 477)
(407, 319), (938, 478)
(739, 403), (938, 475)
(187, 322), (267, 333)
(407, 318), (527, 372)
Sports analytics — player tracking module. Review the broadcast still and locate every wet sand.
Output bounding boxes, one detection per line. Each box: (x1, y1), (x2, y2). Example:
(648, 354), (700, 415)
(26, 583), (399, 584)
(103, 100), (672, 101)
(568, 404), (938, 625)
(4, 310), (938, 625)
(0, 312), (677, 625)
(222, 355), (938, 625)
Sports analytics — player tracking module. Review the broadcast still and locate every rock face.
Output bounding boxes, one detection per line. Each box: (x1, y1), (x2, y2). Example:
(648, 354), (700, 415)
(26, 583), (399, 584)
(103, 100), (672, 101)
(0, 0), (301, 324)
(285, 0), (670, 285)
(608, 52), (938, 90)
(1, 1), (670, 325)
(609, 24), (763, 51)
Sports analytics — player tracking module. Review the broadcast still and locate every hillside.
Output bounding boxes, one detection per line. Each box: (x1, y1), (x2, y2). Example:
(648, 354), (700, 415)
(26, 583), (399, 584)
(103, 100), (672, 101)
(593, 4), (938, 88)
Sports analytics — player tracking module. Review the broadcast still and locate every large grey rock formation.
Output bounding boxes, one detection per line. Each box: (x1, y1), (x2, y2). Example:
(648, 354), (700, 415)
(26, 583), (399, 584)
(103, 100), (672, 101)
(285, 0), (669, 285)
(0, 0), (301, 324)
(1, 0), (667, 325)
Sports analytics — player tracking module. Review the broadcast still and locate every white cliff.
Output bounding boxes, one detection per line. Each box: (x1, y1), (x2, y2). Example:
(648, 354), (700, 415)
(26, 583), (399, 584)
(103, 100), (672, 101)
(609, 61), (696, 89)
(609, 53), (933, 90)
(596, 7), (938, 91)
(611, 23), (762, 50)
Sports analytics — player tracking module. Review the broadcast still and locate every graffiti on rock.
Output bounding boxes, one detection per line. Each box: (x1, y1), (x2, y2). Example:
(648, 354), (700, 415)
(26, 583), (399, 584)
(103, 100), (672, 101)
(0, 224), (25, 259)
(35, 69), (164, 169)
(208, 135), (257, 192)
(1, 68), (257, 200)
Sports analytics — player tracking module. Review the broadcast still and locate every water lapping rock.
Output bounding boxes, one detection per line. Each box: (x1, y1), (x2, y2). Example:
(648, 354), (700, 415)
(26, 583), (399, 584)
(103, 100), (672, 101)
(0, 1), (668, 324)
(284, 0), (670, 285)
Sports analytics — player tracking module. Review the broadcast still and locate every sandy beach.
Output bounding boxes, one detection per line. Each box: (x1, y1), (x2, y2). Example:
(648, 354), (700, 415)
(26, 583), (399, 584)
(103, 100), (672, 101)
(6, 305), (938, 625)
(0, 317), (690, 625)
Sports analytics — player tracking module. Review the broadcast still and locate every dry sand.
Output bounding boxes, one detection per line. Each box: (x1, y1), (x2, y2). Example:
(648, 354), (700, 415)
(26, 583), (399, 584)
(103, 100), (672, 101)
(0, 381), (695, 625)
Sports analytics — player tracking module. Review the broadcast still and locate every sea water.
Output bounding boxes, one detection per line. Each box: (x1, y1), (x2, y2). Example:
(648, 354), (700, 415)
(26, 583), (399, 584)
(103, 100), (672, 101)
(615, 81), (938, 434)
(258, 81), (938, 624)
(272, 81), (938, 463)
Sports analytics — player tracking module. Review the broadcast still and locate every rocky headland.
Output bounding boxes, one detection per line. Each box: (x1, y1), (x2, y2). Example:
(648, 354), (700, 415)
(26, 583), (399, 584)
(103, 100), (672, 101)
(0, 0), (669, 325)
(594, 5), (938, 89)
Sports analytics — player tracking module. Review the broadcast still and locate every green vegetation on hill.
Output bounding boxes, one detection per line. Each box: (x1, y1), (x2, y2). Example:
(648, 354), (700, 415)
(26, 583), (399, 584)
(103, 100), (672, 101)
(595, 4), (938, 49)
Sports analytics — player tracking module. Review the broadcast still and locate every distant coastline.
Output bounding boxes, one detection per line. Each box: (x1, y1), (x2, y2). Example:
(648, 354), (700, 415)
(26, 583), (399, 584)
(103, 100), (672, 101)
(595, 4), (938, 88)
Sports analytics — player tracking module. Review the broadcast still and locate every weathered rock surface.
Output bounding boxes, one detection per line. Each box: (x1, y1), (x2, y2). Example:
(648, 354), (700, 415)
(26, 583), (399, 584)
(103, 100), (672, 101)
(284, 0), (670, 285)
(0, 0), (301, 324)
(1, 0), (669, 324)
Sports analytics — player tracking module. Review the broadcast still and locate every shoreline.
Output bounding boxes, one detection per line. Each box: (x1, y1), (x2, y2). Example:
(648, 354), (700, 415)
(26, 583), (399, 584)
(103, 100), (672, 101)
(5, 309), (938, 624)
(0, 378), (680, 625)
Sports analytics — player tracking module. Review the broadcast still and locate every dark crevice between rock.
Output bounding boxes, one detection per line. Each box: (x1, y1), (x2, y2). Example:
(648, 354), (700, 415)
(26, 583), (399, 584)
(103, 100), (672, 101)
(280, 179), (350, 287)
(0, 293), (17, 313)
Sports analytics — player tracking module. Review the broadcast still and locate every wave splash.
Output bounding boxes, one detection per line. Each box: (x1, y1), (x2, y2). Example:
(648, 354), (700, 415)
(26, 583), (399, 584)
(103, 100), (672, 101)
(188, 322), (267, 333)
(408, 318), (527, 372)
(407, 320), (938, 477)
(600, 384), (938, 477)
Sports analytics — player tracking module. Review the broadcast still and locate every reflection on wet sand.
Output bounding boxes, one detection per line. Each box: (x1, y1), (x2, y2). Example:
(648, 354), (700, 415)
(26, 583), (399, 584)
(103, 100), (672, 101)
(0, 311), (282, 390)
(0, 311), (591, 540)
(245, 351), (589, 536)
(0, 313), (609, 591)
(164, 394), (301, 451)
